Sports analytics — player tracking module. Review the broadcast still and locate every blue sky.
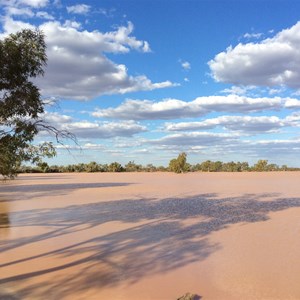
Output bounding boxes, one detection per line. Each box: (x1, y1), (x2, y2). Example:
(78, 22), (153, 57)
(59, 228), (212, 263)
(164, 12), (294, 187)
(2, 0), (300, 167)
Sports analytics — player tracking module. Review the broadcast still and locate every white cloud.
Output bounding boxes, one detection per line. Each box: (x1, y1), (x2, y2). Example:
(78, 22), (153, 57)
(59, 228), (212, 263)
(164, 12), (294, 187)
(196, 95), (283, 113)
(92, 98), (207, 120)
(268, 87), (286, 95)
(93, 95), (288, 120)
(284, 98), (300, 109)
(64, 120), (147, 139)
(164, 115), (284, 133)
(19, 0), (48, 7)
(221, 85), (255, 95)
(103, 21), (151, 53)
(63, 20), (82, 29)
(243, 32), (263, 39)
(0, 16), (35, 34)
(0, 17), (175, 100)
(145, 132), (300, 166)
(81, 143), (106, 150)
(181, 61), (191, 70)
(42, 111), (73, 124)
(238, 139), (300, 158)
(284, 112), (300, 127)
(66, 4), (91, 15)
(40, 112), (146, 139)
(149, 132), (238, 146)
(5, 6), (34, 17)
(36, 11), (54, 20)
(209, 21), (300, 89)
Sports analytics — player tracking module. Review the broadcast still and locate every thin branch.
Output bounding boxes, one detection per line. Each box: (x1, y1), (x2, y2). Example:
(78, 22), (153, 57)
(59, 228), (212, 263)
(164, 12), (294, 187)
(35, 121), (81, 153)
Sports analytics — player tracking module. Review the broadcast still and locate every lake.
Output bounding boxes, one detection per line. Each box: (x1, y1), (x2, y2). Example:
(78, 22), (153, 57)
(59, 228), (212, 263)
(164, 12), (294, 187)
(1, 172), (300, 299)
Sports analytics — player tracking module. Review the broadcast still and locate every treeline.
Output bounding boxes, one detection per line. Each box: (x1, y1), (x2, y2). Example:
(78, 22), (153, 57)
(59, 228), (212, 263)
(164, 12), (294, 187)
(18, 156), (299, 174)
(18, 161), (164, 174)
(168, 153), (298, 173)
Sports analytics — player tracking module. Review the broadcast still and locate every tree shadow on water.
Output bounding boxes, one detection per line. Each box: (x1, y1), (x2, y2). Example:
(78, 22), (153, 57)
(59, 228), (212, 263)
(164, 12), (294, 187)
(0, 182), (132, 201)
(1, 193), (300, 298)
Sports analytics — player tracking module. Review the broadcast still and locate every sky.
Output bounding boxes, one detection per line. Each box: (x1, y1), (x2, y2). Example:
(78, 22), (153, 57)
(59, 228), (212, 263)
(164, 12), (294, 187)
(2, 0), (300, 167)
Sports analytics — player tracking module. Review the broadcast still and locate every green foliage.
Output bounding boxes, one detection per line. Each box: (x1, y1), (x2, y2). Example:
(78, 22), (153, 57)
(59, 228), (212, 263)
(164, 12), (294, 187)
(125, 160), (142, 172)
(0, 29), (57, 178)
(169, 152), (189, 173)
(253, 159), (269, 172)
(199, 160), (213, 172)
(145, 164), (157, 172)
(108, 162), (124, 172)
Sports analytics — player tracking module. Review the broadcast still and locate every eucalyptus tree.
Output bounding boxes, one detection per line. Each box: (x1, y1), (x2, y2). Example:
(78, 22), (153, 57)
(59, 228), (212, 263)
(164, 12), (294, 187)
(169, 152), (189, 173)
(0, 29), (73, 178)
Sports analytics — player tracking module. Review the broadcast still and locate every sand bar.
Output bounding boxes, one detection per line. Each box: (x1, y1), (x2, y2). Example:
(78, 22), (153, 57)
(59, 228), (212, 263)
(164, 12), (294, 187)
(1, 172), (300, 299)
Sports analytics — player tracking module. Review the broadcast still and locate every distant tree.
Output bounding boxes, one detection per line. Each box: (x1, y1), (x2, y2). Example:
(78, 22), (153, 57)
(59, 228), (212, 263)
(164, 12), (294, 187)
(253, 159), (269, 172)
(266, 163), (279, 171)
(37, 161), (49, 173)
(200, 160), (212, 172)
(48, 165), (60, 173)
(145, 164), (156, 172)
(239, 161), (250, 172)
(125, 161), (142, 172)
(222, 161), (239, 172)
(99, 164), (109, 172)
(85, 161), (100, 172)
(157, 165), (168, 172)
(169, 152), (188, 173)
(108, 162), (123, 172)
(210, 161), (223, 172)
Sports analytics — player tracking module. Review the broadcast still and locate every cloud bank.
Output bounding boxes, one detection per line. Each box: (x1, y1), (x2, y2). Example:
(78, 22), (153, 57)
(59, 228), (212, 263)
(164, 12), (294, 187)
(0, 13), (175, 100)
(209, 21), (300, 89)
(93, 95), (295, 120)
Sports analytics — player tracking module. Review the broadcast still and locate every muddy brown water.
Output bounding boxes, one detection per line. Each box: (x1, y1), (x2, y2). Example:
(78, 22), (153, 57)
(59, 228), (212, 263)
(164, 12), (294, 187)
(1, 172), (300, 299)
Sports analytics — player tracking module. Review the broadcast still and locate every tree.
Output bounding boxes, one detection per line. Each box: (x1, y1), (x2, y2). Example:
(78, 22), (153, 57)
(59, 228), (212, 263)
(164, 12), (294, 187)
(144, 164), (156, 172)
(210, 161), (223, 172)
(169, 152), (188, 173)
(85, 161), (100, 172)
(0, 29), (72, 178)
(222, 161), (240, 172)
(108, 162), (123, 172)
(37, 161), (49, 173)
(253, 159), (269, 172)
(266, 163), (279, 171)
(200, 160), (212, 172)
(239, 161), (250, 172)
(125, 161), (142, 172)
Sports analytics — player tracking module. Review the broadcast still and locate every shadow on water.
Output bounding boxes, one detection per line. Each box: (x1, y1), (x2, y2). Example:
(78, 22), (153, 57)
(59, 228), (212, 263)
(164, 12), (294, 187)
(0, 182), (132, 202)
(1, 191), (300, 298)
(0, 212), (10, 226)
(0, 202), (10, 227)
(15, 175), (72, 181)
(0, 203), (10, 238)
(0, 292), (20, 300)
